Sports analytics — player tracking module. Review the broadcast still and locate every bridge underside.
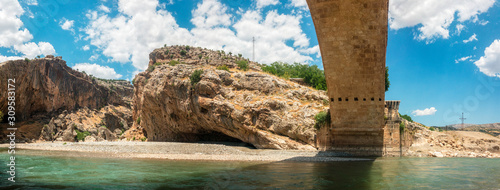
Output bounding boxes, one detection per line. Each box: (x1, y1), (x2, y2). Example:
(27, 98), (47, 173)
(307, 0), (389, 156)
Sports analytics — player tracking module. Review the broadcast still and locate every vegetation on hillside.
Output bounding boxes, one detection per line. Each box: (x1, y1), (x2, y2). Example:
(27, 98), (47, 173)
(314, 111), (331, 130)
(385, 66), (390, 92)
(236, 60), (249, 71)
(216, 65), (229, 71)
(261, 62), (327, 90)
(190, 69), (204, 85)
(260, 62), (390, 92)
(75, 129), (90, 142)
(400, 113), (413, 122)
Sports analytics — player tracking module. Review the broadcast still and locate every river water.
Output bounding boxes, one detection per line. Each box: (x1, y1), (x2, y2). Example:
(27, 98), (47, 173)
(1, 149), (499, 189)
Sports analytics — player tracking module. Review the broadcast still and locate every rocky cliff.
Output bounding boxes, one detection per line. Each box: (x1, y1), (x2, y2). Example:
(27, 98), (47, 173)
(0, 56), (132, 121)
(0, 56), (134, 142)
(133, 46), (328, 150)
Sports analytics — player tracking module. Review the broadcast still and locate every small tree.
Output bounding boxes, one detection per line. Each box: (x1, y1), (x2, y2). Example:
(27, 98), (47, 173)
(385, 66), (390, 92)
(190, 69), (204, 86)
(400, 113), (413, 122)
(236, 60), (249, 71)
(180, 50), (187, 56)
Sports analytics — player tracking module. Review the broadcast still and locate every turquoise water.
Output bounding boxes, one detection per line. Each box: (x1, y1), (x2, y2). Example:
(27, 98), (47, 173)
(1, 149), (499, 189)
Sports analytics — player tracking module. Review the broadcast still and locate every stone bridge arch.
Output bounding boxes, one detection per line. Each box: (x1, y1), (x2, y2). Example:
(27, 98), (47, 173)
(306, 0), (389, 156)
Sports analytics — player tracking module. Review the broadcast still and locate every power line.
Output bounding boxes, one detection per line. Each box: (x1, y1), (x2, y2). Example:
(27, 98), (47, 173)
(252, 36), (255, 62)
(459, 112), (466, 128)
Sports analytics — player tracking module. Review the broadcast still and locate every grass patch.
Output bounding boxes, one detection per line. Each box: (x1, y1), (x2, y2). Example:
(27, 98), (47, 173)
(169, 60), (180, 66)
(216, 65), (229, 71)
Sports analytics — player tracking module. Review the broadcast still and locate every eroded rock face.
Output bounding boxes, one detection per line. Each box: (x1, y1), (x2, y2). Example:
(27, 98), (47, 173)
(39, 105), (133, 142)
(133, 46), (329, 150)
(0, 57), (134, 143)
(0, 57), (132, 121)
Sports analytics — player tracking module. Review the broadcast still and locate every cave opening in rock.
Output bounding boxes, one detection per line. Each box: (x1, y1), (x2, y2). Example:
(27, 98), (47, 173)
(195, 130), (256, 149)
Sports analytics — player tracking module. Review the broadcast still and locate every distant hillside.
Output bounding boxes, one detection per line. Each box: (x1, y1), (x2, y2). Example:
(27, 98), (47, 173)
(448, 123), (500, 137)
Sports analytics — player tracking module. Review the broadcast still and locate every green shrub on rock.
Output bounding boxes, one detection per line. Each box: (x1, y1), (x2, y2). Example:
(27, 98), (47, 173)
(169, 60), (180, 66)
(216, 65), (229, 71)
(190, 69), (204, 86)
(75, 129), (90, 142)
(314, 111), (331, 130)
(236, 60), (249, 71)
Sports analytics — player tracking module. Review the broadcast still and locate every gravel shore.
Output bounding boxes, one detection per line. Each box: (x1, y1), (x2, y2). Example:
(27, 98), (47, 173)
(1, 141), (371, 162)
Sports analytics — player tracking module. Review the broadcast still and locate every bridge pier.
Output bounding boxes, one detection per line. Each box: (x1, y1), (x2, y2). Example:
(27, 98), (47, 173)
(307, 0), (389, 156)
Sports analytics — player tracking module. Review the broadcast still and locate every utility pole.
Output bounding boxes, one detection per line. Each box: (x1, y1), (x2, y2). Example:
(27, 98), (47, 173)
(252, 36), (255, 62)
(459, 112), (466, 129)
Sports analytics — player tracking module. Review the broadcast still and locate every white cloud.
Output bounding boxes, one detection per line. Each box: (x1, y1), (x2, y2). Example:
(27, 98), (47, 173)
(72, 63), (123, 79)
(289, 0), (307, 8)
(0, 55), (23, 63)
(0, 0), (33, 47)
(191, 0), (231, 28)
(455, 55), (472, 63)
(389, 0), (495, 42)
(60, 18), (74, 31)
(255, 0), (279, 9)
(299, 45), (320, 58)
(412, 107), (437, 116)
(84, 0), (318, 71)
(479, 20), (489, 26)
(474, 40), (500, 78)
(98, 5), (110, 13)
(13, 42), (55, 58)
(25, 0), (37, 5)
(0, 0), (56, 60)
(455, 24), (465, 35)
(82, 45), (90, 51)
(463, 34), (477, 43)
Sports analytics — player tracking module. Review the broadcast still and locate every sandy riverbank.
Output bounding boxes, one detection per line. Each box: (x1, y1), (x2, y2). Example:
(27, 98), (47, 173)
(0, 141), (371, 162)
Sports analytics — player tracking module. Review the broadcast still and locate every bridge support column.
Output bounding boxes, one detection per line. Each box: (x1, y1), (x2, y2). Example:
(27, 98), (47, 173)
(307, 0), (389, 156)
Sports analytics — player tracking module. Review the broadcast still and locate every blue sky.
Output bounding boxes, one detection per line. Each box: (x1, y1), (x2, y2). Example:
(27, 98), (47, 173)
(0, 0), (499, 126)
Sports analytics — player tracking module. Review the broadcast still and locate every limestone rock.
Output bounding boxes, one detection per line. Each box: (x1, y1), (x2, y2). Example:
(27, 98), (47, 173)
(37, 105), (132, 142)
(132, 46), (328, 150)
(0, 57), (133, 121)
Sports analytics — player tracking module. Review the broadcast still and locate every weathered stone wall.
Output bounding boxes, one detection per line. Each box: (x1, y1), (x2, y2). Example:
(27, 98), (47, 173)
(383, 101), (402, 157)
(307, 0), (389, 156)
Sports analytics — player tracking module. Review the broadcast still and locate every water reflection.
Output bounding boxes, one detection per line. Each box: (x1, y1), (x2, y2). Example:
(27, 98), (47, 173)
(1, 149), (499, 189)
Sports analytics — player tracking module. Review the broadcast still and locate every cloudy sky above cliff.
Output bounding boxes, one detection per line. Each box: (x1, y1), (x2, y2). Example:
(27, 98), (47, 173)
(0, 0), (499, 126)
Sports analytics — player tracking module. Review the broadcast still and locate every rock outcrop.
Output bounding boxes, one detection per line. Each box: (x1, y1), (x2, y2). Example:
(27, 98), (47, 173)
(0, 57), (132, 121)
(133, 46), (328, 150)
(404, 120), (500, 158)
(0, 56), (134, 143)
(39, 105), (133, 142)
